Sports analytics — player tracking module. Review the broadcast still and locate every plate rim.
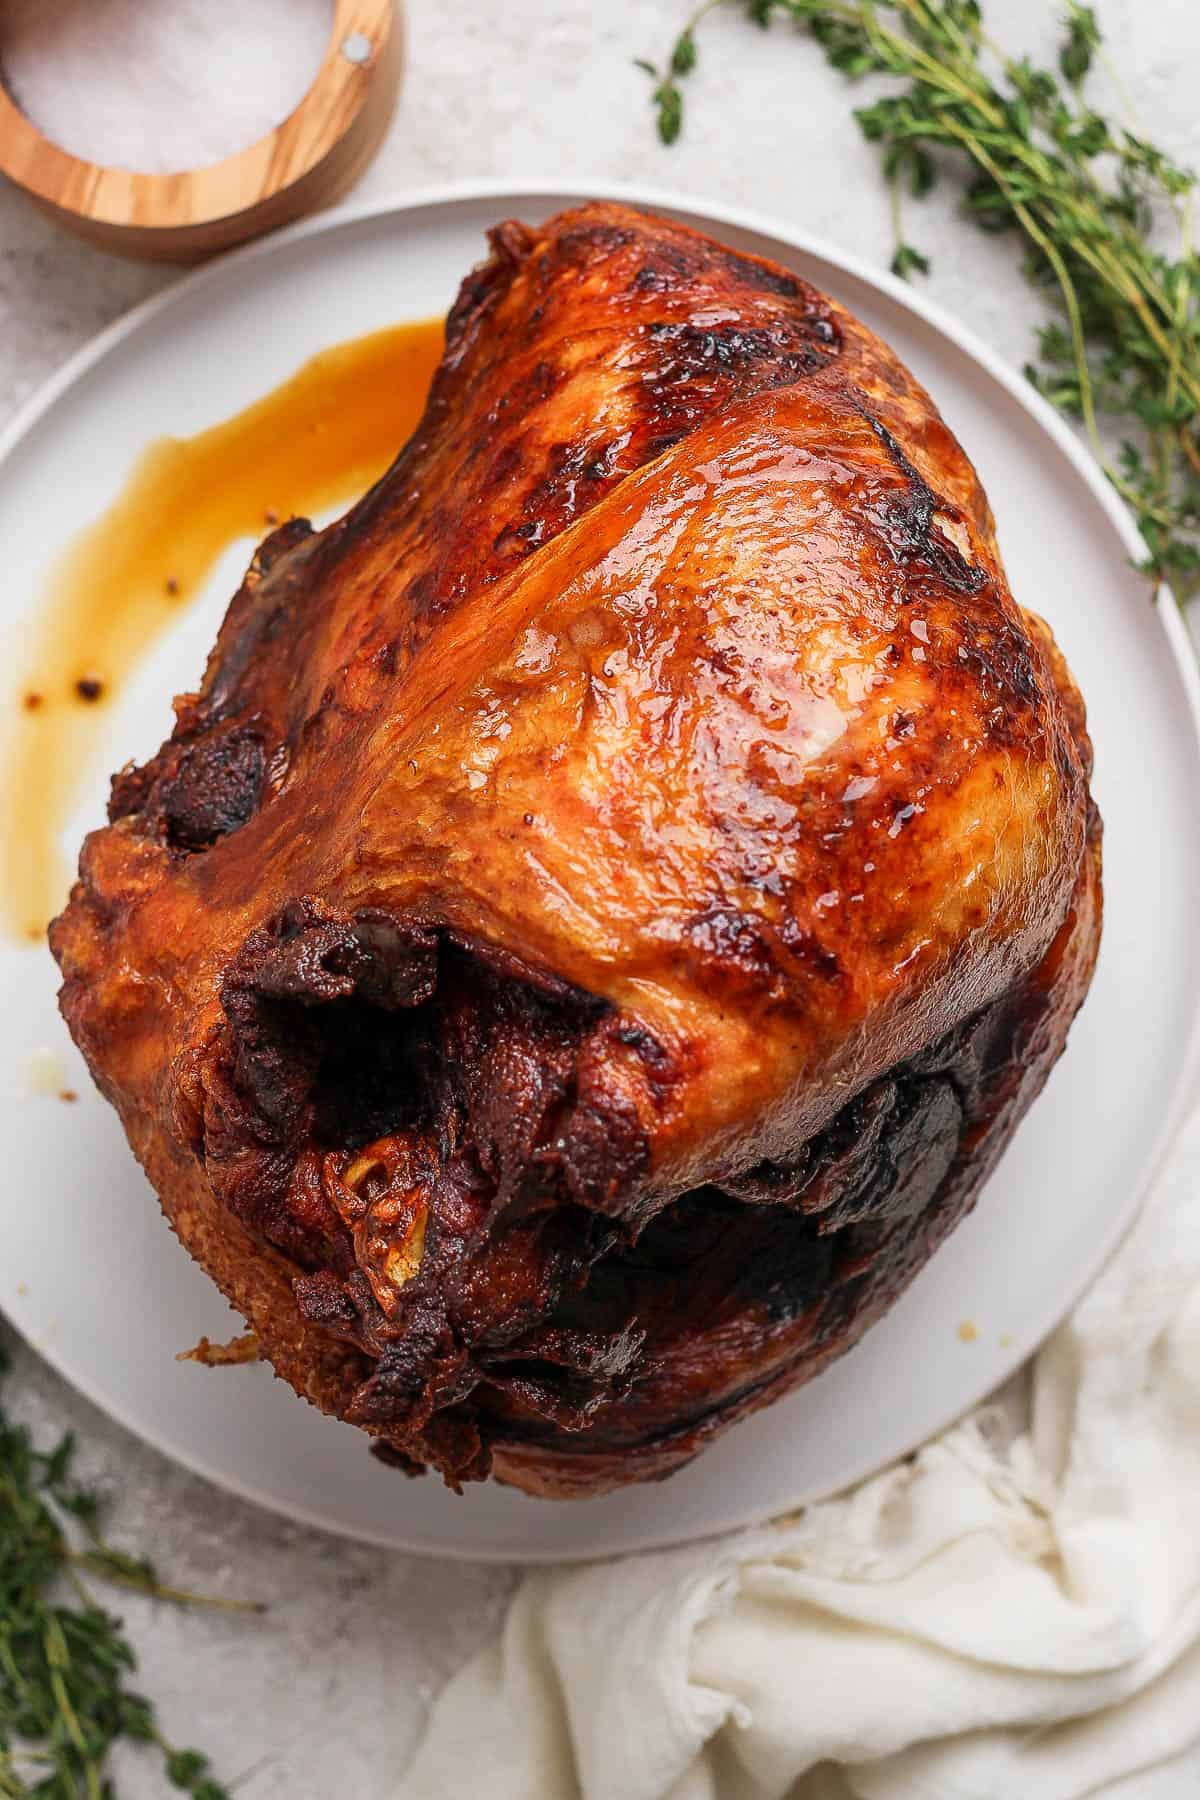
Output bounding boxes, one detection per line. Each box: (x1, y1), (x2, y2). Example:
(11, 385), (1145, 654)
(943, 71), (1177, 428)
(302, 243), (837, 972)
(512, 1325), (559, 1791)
(4, 178), (1200, 1562)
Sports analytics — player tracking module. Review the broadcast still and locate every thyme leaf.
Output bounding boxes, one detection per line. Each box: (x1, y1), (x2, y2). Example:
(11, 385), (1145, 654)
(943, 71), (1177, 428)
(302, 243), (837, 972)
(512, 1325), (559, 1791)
(0, 1342), (257, 1798)
(639, 0), (1200, 600)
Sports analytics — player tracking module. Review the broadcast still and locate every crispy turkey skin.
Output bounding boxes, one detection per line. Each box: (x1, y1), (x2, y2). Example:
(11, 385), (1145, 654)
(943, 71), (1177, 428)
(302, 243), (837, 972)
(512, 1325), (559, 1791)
(52, 204), (1101, 1498)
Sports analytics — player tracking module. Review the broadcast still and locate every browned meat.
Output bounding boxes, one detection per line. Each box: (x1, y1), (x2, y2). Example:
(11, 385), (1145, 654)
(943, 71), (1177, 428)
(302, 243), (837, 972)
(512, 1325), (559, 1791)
(51, 203), (1101, 1499)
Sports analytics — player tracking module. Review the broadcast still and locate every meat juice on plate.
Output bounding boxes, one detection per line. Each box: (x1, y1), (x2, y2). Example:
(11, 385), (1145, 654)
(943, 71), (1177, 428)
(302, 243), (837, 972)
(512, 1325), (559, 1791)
(0, 318), (444, 941)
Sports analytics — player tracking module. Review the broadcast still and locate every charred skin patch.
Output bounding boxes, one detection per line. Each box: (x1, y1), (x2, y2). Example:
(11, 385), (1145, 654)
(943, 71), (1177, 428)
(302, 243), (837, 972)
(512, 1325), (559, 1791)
(860, 412), (987, 595)
(635, 318), (836, 450)
(675, 906), (843, 1005)
(626, 233), (833, 317)
(159, 727), (266, 852)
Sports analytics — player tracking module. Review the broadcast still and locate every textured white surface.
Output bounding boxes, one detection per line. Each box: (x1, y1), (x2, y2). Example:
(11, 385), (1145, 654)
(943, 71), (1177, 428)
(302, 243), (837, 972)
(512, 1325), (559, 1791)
(1, 1), (1198, 1793)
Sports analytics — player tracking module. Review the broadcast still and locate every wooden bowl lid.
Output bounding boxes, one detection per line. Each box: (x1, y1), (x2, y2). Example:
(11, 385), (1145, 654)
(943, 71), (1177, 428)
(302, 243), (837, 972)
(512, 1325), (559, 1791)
(0, 0), (401, 262)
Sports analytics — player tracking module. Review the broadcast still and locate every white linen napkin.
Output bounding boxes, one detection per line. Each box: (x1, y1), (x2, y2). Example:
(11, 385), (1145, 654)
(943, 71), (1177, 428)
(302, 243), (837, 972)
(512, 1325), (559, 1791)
(401, 1104), (1200, 1800)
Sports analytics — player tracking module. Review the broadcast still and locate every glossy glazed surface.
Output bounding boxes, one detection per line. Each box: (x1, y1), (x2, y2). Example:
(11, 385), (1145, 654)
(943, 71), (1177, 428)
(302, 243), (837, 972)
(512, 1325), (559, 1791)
(52, 204), (1101, 1496)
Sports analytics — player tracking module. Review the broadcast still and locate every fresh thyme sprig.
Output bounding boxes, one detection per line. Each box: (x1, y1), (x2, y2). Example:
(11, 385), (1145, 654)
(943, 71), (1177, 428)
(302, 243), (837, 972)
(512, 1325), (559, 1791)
(638, 1), (1200, 599)
(0, 1342), (257, 1799)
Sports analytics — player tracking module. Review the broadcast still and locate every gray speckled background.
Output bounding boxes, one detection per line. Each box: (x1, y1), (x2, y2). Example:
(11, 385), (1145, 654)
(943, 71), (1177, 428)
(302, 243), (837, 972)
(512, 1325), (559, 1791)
(2, 2), (1198, 1793)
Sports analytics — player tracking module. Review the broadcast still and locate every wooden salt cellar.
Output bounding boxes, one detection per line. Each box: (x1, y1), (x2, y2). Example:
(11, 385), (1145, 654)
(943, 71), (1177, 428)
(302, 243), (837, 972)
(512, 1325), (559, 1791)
(0, 0), (401, 261)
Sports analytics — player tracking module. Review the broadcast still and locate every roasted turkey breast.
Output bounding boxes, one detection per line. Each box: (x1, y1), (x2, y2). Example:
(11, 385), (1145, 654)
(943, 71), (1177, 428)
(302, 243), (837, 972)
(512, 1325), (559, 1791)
(52, 203), (1101, 1498)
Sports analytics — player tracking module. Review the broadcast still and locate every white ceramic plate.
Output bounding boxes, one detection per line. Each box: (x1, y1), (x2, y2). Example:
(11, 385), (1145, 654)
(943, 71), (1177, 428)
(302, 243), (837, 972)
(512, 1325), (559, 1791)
(3, 184), (1199, 1562)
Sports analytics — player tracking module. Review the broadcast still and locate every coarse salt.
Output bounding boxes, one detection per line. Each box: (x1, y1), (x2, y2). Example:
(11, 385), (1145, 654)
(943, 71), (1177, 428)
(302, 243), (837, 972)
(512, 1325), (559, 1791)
(0, 0), (333, 174)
